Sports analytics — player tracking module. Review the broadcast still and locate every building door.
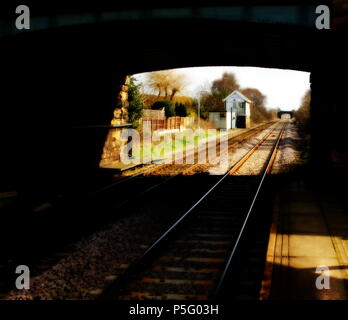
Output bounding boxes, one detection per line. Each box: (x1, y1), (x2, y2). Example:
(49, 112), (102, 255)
(236, 116), (246, 128)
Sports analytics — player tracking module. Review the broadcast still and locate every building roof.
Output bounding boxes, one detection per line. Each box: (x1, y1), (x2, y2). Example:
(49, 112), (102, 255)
(223, 90), (252, 103)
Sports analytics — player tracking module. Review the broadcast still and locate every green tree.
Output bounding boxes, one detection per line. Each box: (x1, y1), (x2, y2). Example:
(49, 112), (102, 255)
(151, 100), (175, 117)
(174, 103), (188, 117)
(201, 93), (224, 112)
(127, 77), (144, 127)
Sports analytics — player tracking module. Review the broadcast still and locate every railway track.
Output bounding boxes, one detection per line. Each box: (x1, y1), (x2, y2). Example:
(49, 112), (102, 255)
(68, 121), (276, 210)
(137, 121), (275, 177)
(0, 122), (277, 298)
(99, 121), (288, 300)
(79, 121), (278, 218)
(81, 121), (281, 245)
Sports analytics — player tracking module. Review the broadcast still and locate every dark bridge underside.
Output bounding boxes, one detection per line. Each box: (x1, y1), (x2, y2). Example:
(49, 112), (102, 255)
(0, 17), (346, 198)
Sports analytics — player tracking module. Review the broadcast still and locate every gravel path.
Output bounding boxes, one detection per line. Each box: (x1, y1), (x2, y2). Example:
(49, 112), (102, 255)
(271, 121), (302, 174)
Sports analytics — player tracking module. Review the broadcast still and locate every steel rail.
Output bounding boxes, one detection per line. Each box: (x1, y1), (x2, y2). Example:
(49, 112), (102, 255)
(93, 159), (165, 194)
(93, 121), (276, 194)
(99, 121), (282, 299)
(87, 122), (279, 227)
(211, 121), (288, 299)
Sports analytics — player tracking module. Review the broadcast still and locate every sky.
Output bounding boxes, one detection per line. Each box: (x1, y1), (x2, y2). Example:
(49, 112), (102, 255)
(134, 66), (310, 111)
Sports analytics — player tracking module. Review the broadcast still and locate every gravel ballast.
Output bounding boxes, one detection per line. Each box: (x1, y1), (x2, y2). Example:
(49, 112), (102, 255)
(5, 121), (300, 300)
(271, 122), (302, 174)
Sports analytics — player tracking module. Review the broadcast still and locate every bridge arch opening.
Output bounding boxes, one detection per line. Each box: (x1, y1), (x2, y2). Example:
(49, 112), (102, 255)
(0, 9), (345, 195)
(98, 66), (310, 171)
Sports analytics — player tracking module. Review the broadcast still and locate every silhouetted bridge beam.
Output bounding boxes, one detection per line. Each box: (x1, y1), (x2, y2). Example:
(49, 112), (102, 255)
(0, 2), (324, 38)
(0, 1), (345, 198)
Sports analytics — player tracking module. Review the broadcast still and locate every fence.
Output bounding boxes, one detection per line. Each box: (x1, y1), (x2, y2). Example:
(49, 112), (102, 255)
(141, 116), (195, 131)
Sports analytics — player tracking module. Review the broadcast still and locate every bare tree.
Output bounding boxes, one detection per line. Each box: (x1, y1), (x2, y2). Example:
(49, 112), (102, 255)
(146, 70), (188, 100)
(147, 71), (170, 97)
(195, 73), (240, 114)
(294, 89), (311, 129)
(241, 88), (266, 109)
(169, 73), (187, 100)
(241, 88), (271, 123)
(211, 72), (240, 98)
